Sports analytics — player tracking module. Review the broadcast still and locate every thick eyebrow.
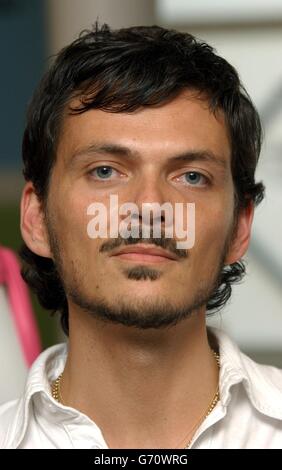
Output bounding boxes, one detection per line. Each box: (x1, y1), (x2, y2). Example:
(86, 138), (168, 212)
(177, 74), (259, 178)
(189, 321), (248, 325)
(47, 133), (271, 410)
(68, 142), (228, 170)
(167, 150), (228, 169)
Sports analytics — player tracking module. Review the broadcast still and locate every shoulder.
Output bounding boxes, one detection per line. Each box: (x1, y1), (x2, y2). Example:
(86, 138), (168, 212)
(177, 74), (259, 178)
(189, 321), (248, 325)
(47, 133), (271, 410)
(0, 399), (21, 448)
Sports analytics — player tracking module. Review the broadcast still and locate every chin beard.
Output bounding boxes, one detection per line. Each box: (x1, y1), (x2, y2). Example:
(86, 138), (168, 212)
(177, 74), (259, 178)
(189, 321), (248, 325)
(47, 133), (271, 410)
(66, 268), (222, 330)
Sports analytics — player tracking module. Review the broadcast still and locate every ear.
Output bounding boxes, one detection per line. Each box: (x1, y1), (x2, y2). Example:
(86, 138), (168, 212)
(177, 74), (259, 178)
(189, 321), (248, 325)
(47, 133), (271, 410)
(224, 201), (254, 265)
(20, 182), (52, 258)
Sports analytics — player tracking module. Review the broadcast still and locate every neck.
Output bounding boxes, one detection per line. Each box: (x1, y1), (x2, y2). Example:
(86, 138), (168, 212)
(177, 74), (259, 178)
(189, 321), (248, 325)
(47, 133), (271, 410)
(61, 306), (219, 449)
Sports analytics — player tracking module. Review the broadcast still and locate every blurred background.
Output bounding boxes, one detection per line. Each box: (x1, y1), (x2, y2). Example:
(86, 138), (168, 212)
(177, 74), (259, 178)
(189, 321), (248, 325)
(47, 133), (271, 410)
(0, 0), (281, 400)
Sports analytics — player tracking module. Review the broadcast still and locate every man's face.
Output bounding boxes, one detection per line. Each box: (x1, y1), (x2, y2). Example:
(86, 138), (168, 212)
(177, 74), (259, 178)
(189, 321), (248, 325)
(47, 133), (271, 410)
(43, 91), (239, 329)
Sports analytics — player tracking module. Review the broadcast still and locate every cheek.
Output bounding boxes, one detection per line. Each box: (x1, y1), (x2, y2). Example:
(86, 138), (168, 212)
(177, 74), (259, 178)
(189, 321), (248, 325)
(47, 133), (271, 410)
(50, 189), (96, 257)
(194, 196), (234, 256)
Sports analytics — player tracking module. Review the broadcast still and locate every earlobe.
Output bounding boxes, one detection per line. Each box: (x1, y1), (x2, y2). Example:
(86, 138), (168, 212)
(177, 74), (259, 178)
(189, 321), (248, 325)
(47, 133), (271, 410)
(20, 182), (52, 258)
(224, 201), (254, 265)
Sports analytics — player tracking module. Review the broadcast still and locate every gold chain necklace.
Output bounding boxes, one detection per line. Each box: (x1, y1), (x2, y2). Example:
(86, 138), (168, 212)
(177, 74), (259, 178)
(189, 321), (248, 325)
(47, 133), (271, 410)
(51, 350), (220, 449)
(176, 350), (220, 449)
(51, 372), (64, 404)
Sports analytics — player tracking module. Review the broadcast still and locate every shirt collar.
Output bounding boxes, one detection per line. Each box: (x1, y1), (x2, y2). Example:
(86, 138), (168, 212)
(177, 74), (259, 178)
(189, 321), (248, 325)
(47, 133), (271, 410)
(8, 343), (69, 448)
(8, 327), (282, 448)
(210, 327), (282, 420)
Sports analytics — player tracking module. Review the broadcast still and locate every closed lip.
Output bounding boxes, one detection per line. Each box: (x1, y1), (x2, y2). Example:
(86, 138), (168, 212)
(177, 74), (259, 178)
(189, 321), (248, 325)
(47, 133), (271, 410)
(110, 244), (178, 261)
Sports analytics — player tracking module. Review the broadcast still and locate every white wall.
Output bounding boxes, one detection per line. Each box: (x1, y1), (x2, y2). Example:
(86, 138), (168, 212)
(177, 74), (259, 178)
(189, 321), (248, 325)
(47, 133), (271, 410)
(157, 0), (282, 23)
(47, 0), (155, 54)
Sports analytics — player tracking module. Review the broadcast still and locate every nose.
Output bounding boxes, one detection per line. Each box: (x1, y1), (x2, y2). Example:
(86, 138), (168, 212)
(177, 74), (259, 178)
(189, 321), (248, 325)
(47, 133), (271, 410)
(128, 173), (172, 233)
(134, 171), (166, 204)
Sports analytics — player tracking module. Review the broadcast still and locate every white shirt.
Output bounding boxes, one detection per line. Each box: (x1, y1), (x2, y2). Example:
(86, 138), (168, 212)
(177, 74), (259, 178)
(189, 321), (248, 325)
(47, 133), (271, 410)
(0, 327), (282, 449)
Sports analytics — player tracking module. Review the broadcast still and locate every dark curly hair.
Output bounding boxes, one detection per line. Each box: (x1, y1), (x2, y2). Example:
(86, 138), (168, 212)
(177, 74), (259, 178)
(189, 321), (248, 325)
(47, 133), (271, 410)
(20, 22), (265, 336)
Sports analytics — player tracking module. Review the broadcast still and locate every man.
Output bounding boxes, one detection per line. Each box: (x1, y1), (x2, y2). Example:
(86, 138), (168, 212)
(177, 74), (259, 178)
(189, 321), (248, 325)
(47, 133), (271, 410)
(0, 23), (281, 449)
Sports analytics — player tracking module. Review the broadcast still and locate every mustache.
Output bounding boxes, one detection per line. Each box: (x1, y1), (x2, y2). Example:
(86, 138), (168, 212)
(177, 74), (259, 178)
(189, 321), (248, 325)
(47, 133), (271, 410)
(99, 233), (188, 260)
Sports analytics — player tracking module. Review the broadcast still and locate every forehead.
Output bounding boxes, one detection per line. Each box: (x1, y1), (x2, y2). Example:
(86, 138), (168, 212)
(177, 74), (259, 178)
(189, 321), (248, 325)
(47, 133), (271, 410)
(57, 90), (231, 165)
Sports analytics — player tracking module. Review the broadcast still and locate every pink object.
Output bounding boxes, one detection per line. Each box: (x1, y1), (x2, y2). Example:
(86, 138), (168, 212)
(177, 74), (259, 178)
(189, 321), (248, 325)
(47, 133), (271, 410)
(0, 246), (41, 367)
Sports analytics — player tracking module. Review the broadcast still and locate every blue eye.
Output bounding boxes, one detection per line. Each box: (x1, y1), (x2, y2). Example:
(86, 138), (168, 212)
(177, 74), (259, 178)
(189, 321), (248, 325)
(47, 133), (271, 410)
(91, 166), (116, 180)
(183, 171), (207, 186)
